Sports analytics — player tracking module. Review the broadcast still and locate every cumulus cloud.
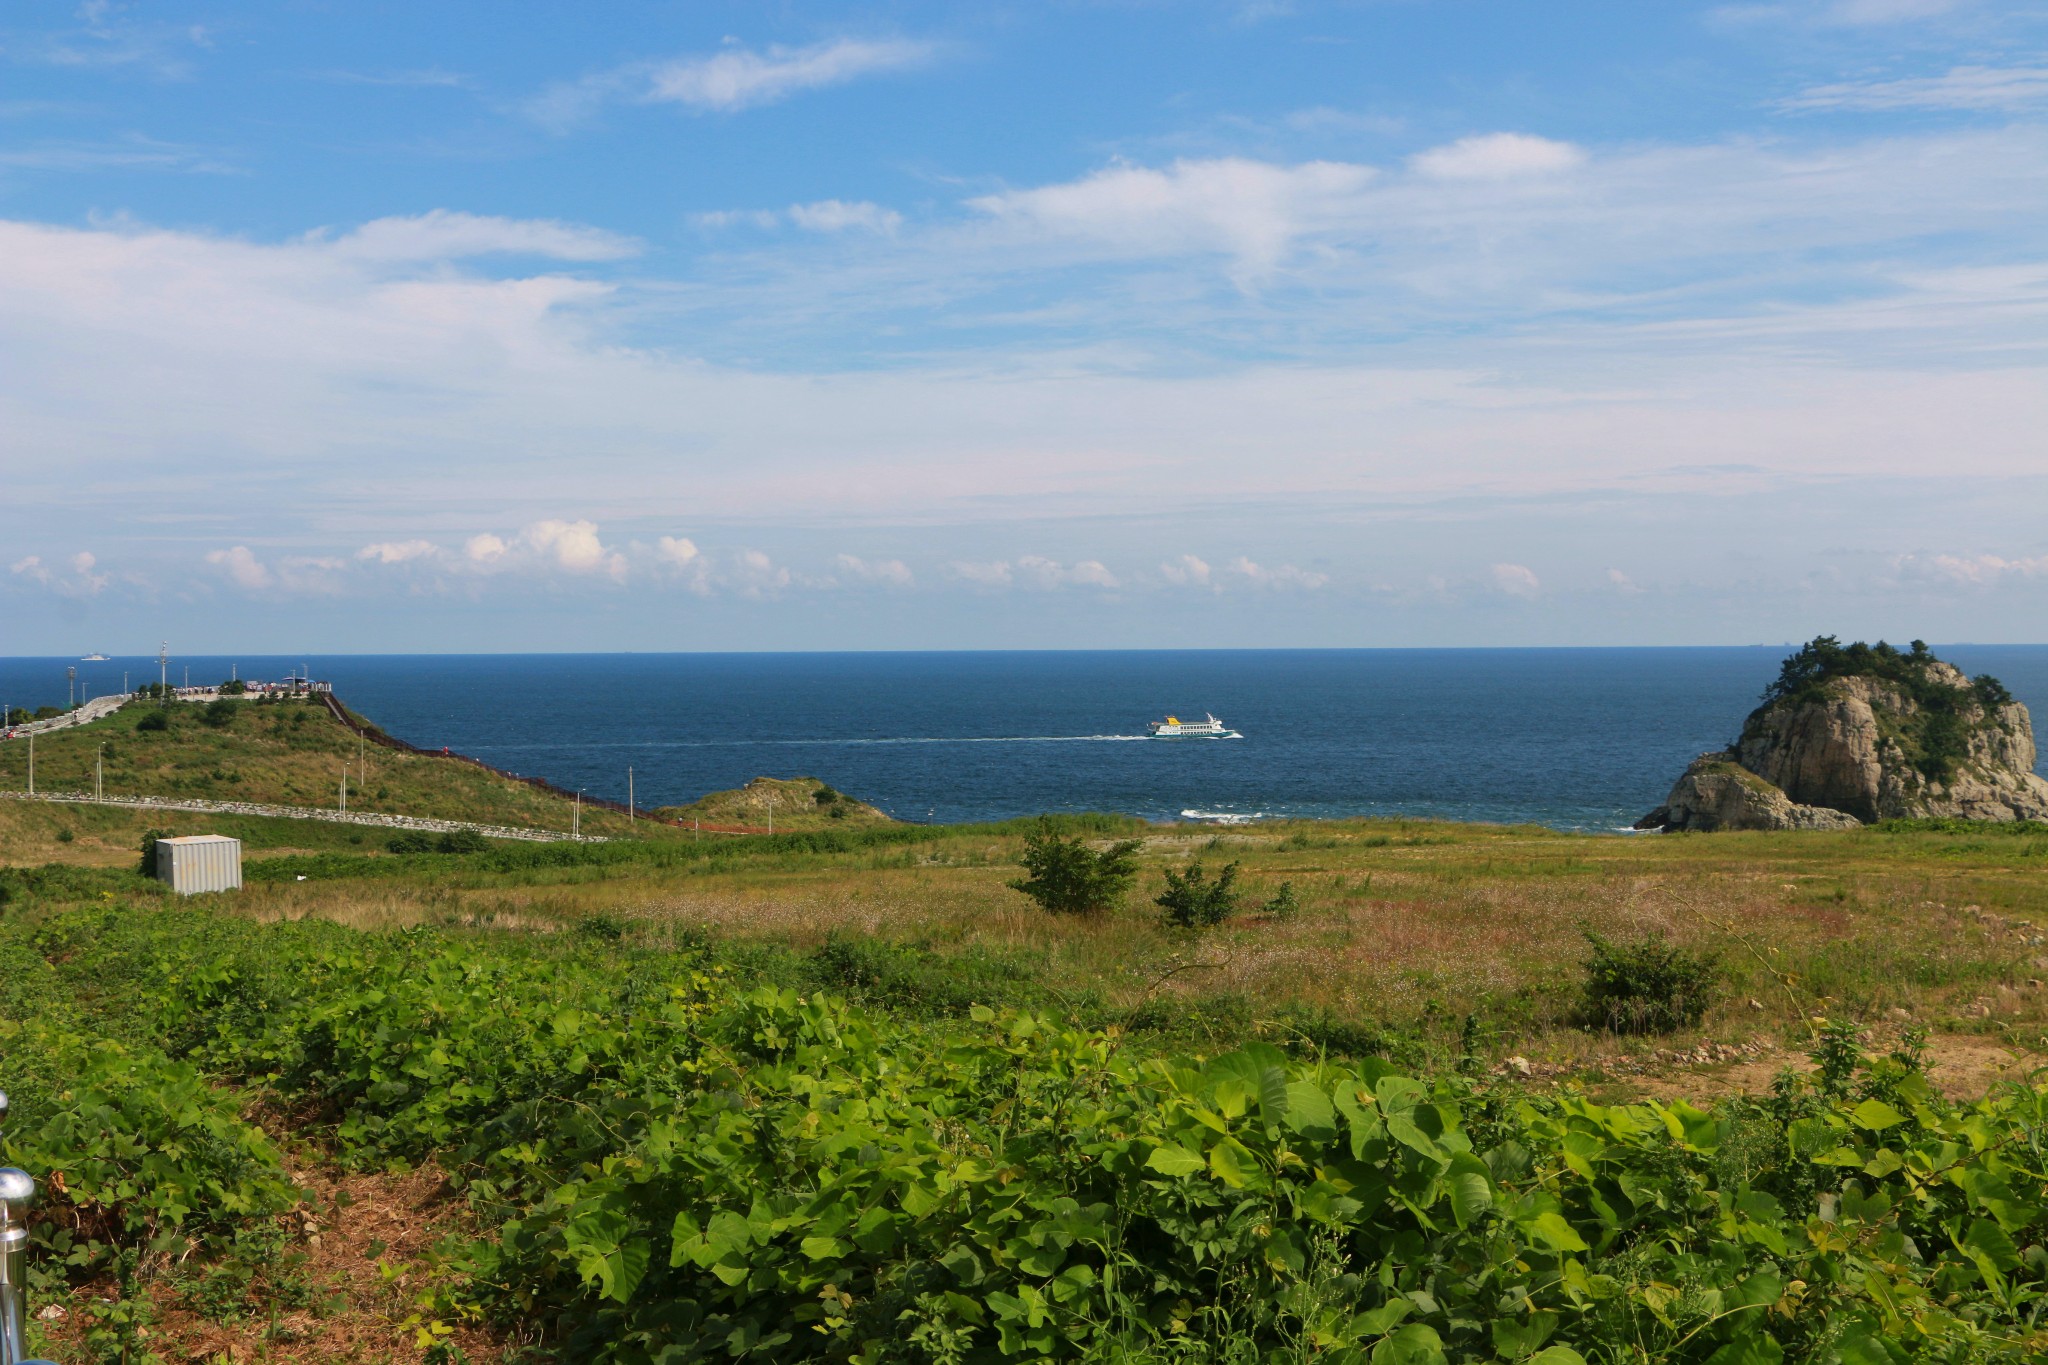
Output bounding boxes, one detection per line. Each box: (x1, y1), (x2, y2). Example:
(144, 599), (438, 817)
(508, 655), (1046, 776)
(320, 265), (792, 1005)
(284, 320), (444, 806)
(1783, 65), (2048, 112)
(834, 553), (913, 586)
(1607, 568), (1646, 595)
(1490, 563), (1541, 597)
(1159, 554), (1214, 588)
(521, 518), (620, 576)
(946, 557), (1118, 589)
(656, 535), (700, 567)
(728, 548), (793, 596)
(9, 551), (110, 596)
(968, 157), (1375, 277)
(356, 539), (440, 565)
(205, 545), (272, 590)
(464, 534), (508, 564)
(1409, 133), (1587, 181)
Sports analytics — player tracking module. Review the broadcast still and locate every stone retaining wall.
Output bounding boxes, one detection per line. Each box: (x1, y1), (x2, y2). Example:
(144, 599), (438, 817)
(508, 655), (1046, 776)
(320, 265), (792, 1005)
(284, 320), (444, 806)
(0, 790), (602, 844)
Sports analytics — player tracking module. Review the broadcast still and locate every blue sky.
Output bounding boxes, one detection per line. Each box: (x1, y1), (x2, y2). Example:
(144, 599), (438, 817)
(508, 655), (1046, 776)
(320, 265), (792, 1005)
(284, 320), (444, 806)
(4, 0), (2047, 652)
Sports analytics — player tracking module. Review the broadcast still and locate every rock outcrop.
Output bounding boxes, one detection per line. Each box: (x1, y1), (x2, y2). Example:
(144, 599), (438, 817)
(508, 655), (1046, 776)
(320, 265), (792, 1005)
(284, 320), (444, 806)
(1637, 753), (1863, 833)
(1638, 638), (2048, 832)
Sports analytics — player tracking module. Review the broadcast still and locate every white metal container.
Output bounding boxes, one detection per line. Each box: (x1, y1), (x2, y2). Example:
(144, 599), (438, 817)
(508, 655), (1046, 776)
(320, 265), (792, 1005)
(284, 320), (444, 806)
(155, 835), (242, 895)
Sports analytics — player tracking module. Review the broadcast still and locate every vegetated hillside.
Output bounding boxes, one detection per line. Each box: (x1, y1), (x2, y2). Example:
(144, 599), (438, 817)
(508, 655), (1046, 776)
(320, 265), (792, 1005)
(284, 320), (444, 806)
(655, 774), (895, 831)
(3, 901), (2045, 1364)
(0, 695), (655, 840)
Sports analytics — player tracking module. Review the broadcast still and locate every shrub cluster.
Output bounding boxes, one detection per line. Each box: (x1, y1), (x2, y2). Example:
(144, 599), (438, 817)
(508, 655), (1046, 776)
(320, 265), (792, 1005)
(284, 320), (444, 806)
(385, 828), (493, 855)
(1007, 819), (1142, 915)
(1579, 931), (1719, 1035)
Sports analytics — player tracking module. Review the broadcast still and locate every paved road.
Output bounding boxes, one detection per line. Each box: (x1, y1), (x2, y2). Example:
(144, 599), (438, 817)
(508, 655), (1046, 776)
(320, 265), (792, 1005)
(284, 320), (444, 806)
(0, 789), (604, 844)
(4, 694), (127, 737)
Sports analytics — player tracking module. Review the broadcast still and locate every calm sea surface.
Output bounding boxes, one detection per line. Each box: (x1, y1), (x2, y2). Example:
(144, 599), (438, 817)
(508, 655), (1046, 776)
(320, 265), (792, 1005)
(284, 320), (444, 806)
(6, 648), (2046, 831)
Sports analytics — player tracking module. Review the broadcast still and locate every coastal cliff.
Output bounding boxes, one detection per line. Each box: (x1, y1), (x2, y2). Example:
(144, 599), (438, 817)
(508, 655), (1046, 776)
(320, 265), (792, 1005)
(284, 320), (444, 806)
(1638, 637), (2048, 832)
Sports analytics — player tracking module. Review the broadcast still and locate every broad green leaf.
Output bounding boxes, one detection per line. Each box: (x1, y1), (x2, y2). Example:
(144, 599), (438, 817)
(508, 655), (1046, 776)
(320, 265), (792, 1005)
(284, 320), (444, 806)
(1283, 1080), (1337, 1136)
(1526, 1348), (1586, 1365)
(1446, 1155), (1493, 1229)
(1210, 1137), (1261, 1189)
(1370, 1322), (1445, 1365)
(1491, 1310), (1558, 1357)
(1348, 1301), (1411, 1336)
(1523, 1209), (1588, 1253)
(799, 1236), (847, 1261)
(1963, 1218), (2021, 1275)
(1146, 1143), (1208, 1177)
(1850, 1099), (1906, 1132)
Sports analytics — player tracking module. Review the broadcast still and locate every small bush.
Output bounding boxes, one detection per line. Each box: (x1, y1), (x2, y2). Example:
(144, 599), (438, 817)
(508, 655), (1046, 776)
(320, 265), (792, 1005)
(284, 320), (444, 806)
(1260, 882), (1302, 920)
(1157, 860), (1241, 929)
(575, 914), (626, 943)
(814, 786), (842, 806)
(1580, 931), (1719, 1034)
(437, 829), (490, 854)
(1008, 819), (1142, 916)
(385, 831), (436, 854)
(201, 699), (238, 729)
(54, 828), (74, 844)
(136, 710), (169, 733)
(137, 829), (172, 876)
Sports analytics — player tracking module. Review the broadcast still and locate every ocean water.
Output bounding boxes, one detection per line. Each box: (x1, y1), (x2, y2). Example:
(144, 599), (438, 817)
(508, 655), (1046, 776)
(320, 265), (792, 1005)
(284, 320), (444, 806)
(5, 647), (2046, 831)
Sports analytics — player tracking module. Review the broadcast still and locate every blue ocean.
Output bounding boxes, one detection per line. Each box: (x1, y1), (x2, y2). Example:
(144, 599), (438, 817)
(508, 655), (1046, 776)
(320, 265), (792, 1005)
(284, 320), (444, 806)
(6, 648), (2046, 830)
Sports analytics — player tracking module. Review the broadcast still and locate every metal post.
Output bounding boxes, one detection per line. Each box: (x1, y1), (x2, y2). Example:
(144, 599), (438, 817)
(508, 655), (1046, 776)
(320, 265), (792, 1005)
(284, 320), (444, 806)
(97, 745), (103, 803)
(24, 734), (30, 797)
(0, 1091), (58, 1365)
(339, 768), (346, 814)
(66, 668), (75, 710)
(628, 768), (635, 823)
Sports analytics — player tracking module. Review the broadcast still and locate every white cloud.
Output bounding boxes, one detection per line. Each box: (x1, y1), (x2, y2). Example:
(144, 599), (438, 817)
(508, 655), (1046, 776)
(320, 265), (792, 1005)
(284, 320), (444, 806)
(1226, 557), (1329, 589)
(464, 534), (508, 564)
(1894, 551), (2048, 585)
(1019, 555), (1119, 589)
(323, 210), (638, 263)
(968, 157), (1375, 277)
(356, 539), (440, 565)
(1783, 65), (2048, 112)
(947, 560), (1014, 587)
(728, 548), (792, 596)
(1607, 568), (1646, 595)
(1490, 563), (1542, 597)
(205, 545), (272, 590)
(656, 535), (701, 568)
(1409, 133), (1586, 181)
(787, 200), (902, 235)
(1825, 0), (1962, 22)
(1159, 554), (1214, 588)
(520, 519), (626, 579)
(8, 551), (109, 597)
(834, 553), (913, 585)
(646, 38), (938, 113)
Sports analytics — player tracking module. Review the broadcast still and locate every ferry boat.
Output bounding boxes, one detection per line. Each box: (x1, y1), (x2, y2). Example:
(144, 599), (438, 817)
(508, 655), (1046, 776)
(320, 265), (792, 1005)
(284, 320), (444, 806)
(1146, 713), (1241, 739)
(81, 653), (110, 662)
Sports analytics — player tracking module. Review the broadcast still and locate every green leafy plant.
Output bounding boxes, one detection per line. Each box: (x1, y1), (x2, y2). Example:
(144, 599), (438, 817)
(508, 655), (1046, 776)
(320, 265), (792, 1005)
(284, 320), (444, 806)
(1156, 859), (1242, 928)
(200, 699), (238, 729)
(1008, 819), (1142, 915)
(1579, 930), (1718, 1034)
(135, 710), (168, 733)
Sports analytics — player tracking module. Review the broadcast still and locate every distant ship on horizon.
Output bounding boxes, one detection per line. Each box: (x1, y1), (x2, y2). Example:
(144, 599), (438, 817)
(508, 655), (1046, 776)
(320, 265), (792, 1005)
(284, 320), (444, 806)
(81, 653), (110, 661)
(1146, 713), (1241, 739)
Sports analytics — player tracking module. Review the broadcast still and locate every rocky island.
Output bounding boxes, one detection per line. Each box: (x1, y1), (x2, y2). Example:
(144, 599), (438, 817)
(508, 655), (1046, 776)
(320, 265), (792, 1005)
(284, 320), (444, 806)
(1638, 636), (2048, 832)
